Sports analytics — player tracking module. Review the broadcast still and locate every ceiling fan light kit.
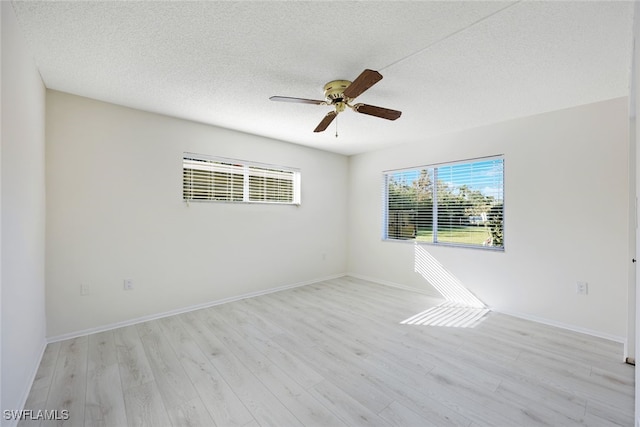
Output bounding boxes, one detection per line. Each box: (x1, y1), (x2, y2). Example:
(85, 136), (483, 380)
(270, 69), (402, 133)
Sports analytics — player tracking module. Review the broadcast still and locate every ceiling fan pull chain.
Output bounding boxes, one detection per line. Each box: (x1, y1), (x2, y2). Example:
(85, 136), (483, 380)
(335, 115), (339, 138)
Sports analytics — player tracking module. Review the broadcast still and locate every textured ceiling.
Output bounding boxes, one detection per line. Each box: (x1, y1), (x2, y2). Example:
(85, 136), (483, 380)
(10, 1), (634, 156)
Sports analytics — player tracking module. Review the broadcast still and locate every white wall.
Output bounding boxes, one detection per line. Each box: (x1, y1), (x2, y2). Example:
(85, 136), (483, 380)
(630, 2), (640, 426)
(46, 91), (348, 338)
(349, 98), (630, 340)
(1, 2), (47, 422)
(629, 40), (637, 362)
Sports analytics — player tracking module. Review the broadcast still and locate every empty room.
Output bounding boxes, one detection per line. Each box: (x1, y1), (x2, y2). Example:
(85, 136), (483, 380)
(2, 1), (639, 426)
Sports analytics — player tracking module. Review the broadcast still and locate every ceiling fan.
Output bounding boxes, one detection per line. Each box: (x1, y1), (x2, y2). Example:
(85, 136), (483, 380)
(270, 69), (402, 133)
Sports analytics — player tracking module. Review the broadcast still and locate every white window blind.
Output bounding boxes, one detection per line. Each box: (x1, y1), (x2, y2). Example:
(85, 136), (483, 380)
(183, 154), (300, 205)
(383, 156), (504, 249)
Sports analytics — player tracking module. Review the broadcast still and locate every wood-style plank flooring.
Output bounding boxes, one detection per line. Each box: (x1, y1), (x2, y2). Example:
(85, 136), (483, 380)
(20, 277), (634, 426)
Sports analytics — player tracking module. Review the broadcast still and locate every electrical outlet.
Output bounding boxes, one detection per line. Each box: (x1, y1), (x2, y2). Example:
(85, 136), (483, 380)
(576, 281), (588, 295)
(80, 284), (90, 296)
(124, 279), (134, 291)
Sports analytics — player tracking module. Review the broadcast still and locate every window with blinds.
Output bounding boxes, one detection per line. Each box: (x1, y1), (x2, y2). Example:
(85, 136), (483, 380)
(183, 154), (300, 205)
(383, 156), (504, 249)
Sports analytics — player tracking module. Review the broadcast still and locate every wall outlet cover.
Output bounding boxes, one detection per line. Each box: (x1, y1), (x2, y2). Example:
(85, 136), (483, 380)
(576, 281), (588, 295)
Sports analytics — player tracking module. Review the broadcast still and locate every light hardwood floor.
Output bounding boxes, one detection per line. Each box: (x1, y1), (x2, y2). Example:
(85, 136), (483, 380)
(20, 277), (634, 426)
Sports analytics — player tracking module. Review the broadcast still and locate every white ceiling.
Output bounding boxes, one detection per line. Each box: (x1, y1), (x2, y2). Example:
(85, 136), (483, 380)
(10, 1), (634, 156)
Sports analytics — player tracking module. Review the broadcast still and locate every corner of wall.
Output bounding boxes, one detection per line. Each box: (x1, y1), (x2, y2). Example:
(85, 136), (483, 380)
(1, 1), (48, 421)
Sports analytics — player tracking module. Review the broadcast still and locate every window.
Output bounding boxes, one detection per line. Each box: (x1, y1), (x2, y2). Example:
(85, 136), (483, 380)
(383, 156), (504, 249)
(183, 153), (300, 205)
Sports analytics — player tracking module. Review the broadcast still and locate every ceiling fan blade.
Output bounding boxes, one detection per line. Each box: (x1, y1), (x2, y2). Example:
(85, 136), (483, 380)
(353, 103), (402, 121)
(343, 69), (383, 100)
(269, 96), (326, 105)
(314, 111), (337, 133)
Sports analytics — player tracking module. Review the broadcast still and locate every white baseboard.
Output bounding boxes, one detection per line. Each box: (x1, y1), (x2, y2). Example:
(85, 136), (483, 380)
(45, 271), (626, 351)
(347, 273), (442, 298)
(348, 273), (626, 345)
(494, 308), (627, 345)
(47, 273), (346, 343)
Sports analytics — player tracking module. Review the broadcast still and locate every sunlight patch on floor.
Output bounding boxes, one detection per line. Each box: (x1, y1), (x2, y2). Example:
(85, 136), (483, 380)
(401, 301), (490, 328)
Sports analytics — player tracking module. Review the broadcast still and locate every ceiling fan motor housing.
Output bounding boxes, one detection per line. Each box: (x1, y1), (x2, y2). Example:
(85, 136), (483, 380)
(324, 80), (351, 109)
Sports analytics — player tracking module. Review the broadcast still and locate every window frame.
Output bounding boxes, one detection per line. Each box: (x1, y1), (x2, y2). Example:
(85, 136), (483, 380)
(183, 153), (301, 205)
(382, 155), (504, 251)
